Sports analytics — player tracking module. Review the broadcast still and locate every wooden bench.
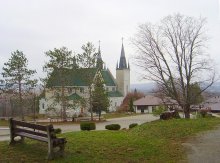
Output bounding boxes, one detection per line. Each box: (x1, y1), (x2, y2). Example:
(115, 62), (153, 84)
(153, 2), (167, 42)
(9, 118), (66, 160)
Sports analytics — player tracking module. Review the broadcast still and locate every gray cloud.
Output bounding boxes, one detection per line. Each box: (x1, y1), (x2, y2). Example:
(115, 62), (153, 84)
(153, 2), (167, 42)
(0, 0), (219, 83)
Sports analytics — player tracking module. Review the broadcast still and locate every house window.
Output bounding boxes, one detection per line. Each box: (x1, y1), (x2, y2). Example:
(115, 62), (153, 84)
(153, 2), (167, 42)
(42, 103), (45, 109)
(112, 87), (115, 91)
(106, 87), (109, 92)
(115, 102), (117, 106)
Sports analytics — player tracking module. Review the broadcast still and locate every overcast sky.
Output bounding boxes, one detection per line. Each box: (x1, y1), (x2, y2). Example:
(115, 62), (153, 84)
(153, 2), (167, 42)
(0, 0), (219, 84)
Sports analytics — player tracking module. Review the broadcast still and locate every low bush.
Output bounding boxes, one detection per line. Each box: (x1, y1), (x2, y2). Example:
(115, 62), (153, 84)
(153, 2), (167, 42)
(105, 124), (121, 130)
(160, 110), (180, 120)
(153, 105), (166, 116)
(197, 109), (211, 118)
(80, 122), (96, 131)
(54, 128), (62, 134)
(129, 123), (138, 129)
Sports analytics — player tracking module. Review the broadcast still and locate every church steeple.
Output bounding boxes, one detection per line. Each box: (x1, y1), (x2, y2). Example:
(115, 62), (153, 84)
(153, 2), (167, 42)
(118, 38), (128, 69)
(96, 40), (103, 69)
(71, 55), (78, 68)
(116, 38), (130, 96)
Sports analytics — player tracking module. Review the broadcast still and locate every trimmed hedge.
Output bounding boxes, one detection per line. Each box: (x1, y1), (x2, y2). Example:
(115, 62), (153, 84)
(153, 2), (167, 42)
(160, 111), (180, 120)
(129, 123), (138, 129)
(105, 124), (121, 130)
(80, 122), (96, 131)
(54, 128), (62, 134)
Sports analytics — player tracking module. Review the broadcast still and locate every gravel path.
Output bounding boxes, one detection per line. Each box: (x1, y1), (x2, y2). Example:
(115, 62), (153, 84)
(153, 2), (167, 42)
(182, 126), (220, 163)
(0, 114), (158, 141)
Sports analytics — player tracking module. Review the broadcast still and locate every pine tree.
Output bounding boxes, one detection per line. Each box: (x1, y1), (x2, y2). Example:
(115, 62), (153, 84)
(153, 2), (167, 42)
(2, 50), (37, 120)
(77, 42), (98, 120)
(91, 75), (110, 120)
(44, 47), (73, 121)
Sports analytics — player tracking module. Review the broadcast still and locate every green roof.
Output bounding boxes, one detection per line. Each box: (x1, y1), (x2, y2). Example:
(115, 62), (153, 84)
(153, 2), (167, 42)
(46, 68), (116, 87)
(68, 93), (82, 100)
(101, 70), (116, 86)
(108, 91), (123, 97)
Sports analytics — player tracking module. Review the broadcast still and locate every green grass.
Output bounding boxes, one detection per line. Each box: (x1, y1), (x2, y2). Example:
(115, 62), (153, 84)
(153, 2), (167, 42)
(1, 118), (220, 162)
(0, 120), (8, 126)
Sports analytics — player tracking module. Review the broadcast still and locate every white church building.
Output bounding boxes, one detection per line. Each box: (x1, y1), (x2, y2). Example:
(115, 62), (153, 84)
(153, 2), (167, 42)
(39, 42), (130, 117)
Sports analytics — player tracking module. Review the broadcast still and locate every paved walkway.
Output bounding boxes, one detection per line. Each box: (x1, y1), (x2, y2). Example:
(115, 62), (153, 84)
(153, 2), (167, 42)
(54, 114), (158, 133)
(0, 114), (159, 141)
(182, 126), (220, 163)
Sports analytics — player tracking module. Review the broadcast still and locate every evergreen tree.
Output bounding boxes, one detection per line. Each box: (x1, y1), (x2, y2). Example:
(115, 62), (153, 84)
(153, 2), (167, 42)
(91, 75), (110, 120)
(77, 42), (98, 120)
(44, 47), (73, 121)
(2, 50), (37, 120)
(129, 98), (134, 112)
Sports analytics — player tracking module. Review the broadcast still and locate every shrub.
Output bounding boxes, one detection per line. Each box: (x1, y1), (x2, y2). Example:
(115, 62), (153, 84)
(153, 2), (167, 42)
(160, 110), (180, 120)
(54, 128), (62, 134)
(198, 109), (211, 118)
(129, 123), (138, 129)
(105, 124), (121, 130)
(153, 105), (166, 116)
(80, 122), (96, 131)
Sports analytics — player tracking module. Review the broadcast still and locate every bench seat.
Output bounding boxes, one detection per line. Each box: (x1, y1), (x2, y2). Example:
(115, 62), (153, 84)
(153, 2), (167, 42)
(15, 132), (48, 142)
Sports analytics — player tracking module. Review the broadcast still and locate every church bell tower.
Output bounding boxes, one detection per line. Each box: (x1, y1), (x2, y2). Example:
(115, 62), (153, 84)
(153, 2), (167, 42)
(116, 39), (130, 96)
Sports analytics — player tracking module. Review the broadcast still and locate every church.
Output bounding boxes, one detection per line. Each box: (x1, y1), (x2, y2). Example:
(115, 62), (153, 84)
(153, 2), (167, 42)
(39, 42), (130, 117)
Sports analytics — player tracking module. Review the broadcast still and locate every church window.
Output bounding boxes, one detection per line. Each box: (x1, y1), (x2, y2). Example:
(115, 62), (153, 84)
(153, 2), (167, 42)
(68, 88), (72, 94)
(54, 91), (59, 97)
(80, 87), (84, 93)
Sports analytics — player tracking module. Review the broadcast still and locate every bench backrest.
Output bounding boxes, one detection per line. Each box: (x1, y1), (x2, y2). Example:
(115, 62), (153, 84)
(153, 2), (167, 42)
(9, 118), (55, 138)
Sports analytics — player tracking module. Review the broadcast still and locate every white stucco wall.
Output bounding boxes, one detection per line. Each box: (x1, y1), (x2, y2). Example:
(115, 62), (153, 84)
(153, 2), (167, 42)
(109, 97), (124, 112)
(116, 69), (130, 96)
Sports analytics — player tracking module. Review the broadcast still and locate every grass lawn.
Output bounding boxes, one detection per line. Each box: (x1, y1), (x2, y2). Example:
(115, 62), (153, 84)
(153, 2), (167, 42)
(0, 120), (8, 126)
(1, 118), (220, 162)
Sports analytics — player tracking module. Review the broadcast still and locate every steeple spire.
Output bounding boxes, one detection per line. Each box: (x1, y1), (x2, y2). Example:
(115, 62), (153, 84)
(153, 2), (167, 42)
(118, 38), (128, 69)
(96, 40), (103, 69)
(72, 55), (78, 68)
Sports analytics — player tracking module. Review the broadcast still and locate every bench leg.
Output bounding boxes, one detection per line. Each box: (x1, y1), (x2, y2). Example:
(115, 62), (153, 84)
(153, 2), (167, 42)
(47, 152), (53, 160)
(19, 136), (24, 143)
(9, 135), (15, 145)
(59, 144), (65, 157)
(47, 142), (53, 160)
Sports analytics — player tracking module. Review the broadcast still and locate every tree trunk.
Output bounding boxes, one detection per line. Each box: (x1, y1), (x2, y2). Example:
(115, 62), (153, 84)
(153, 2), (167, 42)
(184, 105), (190, 119)
(61, 84), (67, 122)
(99, 109), (101, 121)
(89, 86), (93, 121)
(18, 80), (24, 121)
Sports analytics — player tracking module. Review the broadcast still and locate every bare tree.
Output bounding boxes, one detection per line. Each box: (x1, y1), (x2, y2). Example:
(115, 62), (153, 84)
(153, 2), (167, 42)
(133, 14), (215, 118)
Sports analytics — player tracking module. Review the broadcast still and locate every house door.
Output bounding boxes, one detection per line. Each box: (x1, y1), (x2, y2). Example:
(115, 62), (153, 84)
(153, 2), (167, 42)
(141, 107), (145, 113)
